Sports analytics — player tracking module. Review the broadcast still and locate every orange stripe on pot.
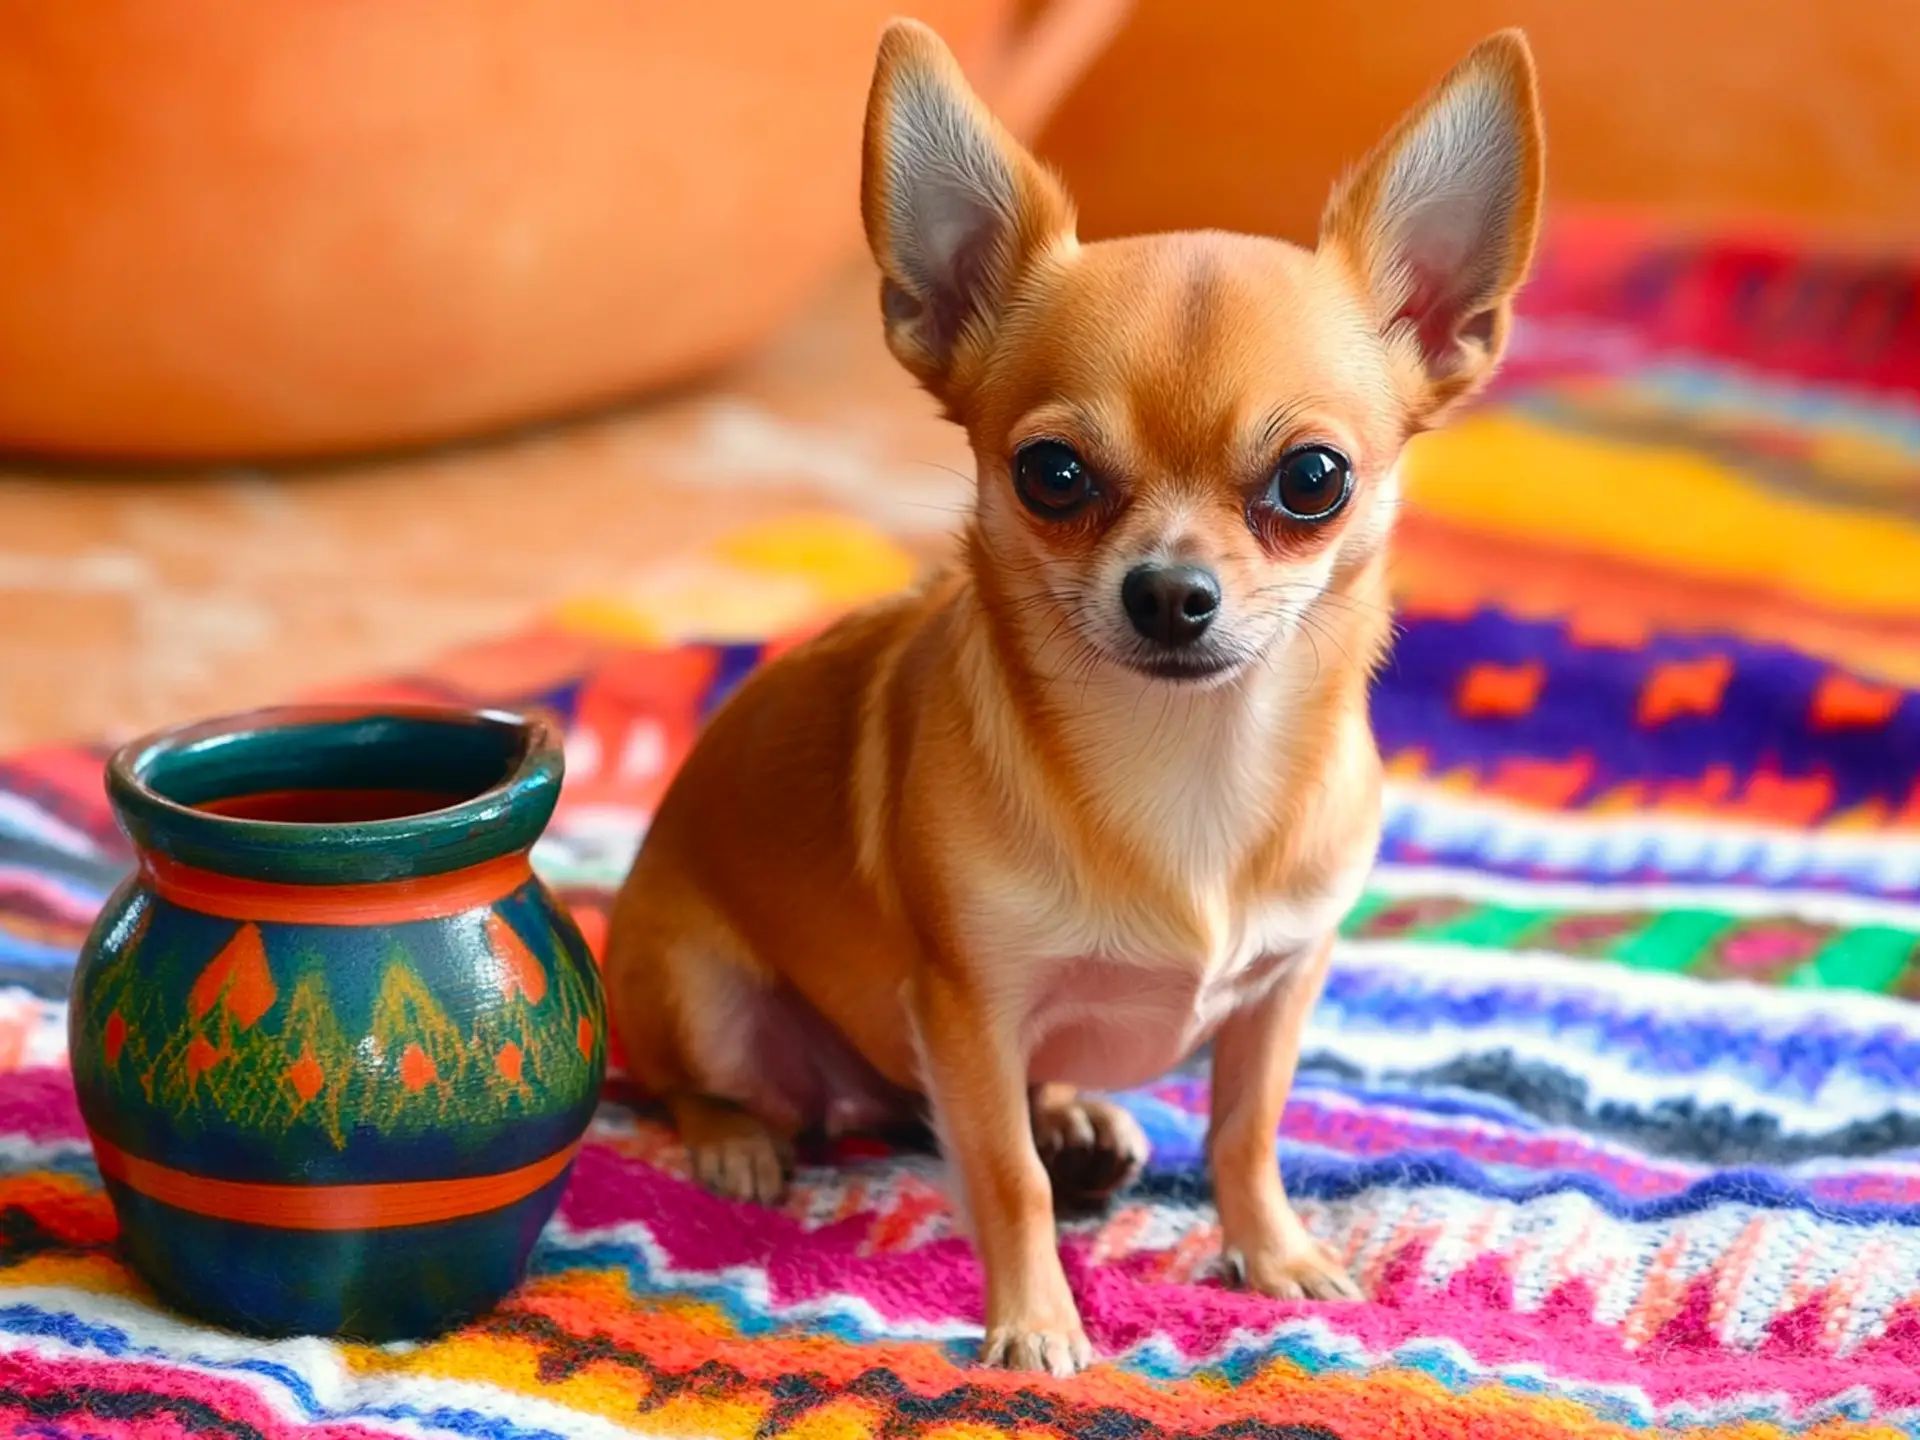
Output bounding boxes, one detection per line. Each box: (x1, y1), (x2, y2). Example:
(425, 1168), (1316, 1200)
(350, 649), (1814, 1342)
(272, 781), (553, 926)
(142, 852), (532, 925)
(90, 1135), (576, 1231)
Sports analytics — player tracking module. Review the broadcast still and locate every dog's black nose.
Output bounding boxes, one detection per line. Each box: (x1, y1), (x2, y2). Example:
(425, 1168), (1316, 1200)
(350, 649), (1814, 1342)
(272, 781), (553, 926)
(1121, 564), (1220, 646)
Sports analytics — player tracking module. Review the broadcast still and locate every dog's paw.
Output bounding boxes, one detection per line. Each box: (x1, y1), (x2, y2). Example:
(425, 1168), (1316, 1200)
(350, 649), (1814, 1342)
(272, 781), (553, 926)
(1222, 1237), (1363, 1302)
(690, 1131), (789, 1205)
(1031, 1089), (1149, 1210)
(674, 1095), (792, 1205)
(981, 1320), (1094, 1376)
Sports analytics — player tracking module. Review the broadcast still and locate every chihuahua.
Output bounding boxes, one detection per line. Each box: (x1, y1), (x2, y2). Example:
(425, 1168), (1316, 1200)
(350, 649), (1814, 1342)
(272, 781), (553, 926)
(607, 21), (1542, 1375)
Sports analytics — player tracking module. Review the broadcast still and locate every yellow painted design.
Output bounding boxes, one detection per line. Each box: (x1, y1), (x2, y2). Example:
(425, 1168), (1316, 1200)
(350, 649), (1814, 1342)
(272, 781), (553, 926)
(119, 952), (365, 1145)
(1404, 413), (1920, 618)
(365, 954), (466, 1122)
(278, 974), (351, 1147)
(85, 909), (601, 1150)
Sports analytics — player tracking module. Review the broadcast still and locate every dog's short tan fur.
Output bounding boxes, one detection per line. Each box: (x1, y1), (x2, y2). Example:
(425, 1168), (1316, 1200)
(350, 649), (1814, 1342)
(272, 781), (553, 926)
(607, 21), (1542, 1375)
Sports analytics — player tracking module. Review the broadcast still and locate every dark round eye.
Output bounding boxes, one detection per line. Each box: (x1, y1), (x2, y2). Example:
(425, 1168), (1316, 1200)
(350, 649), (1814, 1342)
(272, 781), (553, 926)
(1267, 445), (1353, 522)
(1013, 440), (1094, 518)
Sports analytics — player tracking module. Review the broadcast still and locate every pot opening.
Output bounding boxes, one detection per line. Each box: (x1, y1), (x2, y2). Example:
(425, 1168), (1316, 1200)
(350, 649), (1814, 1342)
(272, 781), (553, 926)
(139, 712), (525, 823)
(195, 788), (475, 824)
(108, 706), (565, 883)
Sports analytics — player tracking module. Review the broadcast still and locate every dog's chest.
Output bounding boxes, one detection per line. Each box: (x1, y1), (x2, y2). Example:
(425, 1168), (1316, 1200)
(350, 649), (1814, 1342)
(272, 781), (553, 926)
(1013, 885), (1345, 1091)
(959, 663), (1374, 1089)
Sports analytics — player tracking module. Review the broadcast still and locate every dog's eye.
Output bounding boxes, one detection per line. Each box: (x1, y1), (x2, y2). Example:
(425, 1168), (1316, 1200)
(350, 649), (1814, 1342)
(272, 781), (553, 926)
(1266, 445), (1353, 522)
(1013, 440), (1094, 518)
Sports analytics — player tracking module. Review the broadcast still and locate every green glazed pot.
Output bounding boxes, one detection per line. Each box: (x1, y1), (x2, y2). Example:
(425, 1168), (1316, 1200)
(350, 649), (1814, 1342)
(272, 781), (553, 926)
(68, 705), (606, 1340)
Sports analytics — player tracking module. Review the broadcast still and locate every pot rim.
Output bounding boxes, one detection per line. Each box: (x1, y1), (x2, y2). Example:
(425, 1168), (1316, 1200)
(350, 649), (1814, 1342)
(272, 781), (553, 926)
(106, 703), (565, 886)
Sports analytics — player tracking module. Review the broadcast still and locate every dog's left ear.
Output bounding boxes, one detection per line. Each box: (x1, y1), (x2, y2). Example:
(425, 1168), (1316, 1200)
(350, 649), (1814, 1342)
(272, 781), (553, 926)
(861, 20), (1077, 405)
(1320, 31), (1544, 419)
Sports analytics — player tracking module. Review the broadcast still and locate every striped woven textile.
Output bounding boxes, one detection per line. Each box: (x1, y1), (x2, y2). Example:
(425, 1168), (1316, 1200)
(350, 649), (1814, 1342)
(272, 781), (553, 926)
(3, 216), (1920, 1437)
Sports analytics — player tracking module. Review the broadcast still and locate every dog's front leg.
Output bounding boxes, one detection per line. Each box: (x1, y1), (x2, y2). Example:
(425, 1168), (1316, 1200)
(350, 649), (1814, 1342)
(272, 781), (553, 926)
(1208, 936), (1361, 1301)
(912, 966), (1089, 1376)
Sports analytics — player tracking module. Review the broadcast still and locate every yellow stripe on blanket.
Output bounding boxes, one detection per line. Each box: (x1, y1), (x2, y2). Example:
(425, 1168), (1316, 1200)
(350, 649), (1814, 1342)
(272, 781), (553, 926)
(555, 515), (919, 644)
(1405, 414), (1920, 619)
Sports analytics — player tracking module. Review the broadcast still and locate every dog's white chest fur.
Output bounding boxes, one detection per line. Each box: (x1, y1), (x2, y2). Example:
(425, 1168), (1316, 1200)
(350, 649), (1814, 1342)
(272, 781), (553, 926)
(1016, 885), (1357, 1090)
(954, 660), (1373, 1092)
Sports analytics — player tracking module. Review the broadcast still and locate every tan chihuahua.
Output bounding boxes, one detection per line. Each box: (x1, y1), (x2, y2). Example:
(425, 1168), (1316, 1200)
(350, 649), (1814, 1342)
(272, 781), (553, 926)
(607, 21), (1542, 1375)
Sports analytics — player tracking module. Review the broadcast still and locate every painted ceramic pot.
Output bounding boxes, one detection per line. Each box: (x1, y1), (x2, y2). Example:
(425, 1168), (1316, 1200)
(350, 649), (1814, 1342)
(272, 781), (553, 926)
(69, 706), (606, 1341)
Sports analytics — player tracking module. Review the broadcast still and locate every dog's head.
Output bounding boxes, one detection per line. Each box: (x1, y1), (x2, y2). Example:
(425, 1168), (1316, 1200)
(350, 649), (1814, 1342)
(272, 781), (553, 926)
(861, 22), (1542, 686)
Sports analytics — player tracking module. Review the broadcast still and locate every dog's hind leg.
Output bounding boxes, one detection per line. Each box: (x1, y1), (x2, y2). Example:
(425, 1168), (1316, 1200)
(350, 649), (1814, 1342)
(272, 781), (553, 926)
(605, 869), (805, 1202)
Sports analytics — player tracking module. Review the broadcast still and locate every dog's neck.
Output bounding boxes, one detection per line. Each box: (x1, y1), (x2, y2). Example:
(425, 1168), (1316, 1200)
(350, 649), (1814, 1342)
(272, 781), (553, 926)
(955, 532), (1390, 895)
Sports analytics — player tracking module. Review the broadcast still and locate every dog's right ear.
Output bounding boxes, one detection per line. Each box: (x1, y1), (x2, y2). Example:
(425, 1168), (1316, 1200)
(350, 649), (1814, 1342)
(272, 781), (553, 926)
(861, 20), (1076, 404)
(1318, 31), (1544, 422)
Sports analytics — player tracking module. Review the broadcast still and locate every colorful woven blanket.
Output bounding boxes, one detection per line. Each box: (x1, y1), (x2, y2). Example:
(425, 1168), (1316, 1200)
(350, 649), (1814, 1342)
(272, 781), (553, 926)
(5, 217), (1920, 1437)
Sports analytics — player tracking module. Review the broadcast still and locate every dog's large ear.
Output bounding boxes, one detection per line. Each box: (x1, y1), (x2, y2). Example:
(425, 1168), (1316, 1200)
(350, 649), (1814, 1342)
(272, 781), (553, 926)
(861, 20), (1076, 403)
(1319, 31), (1544, 420)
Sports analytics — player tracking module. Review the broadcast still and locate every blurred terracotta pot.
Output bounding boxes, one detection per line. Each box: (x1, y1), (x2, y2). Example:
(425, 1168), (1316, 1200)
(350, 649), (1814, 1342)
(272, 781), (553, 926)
(0, 0), (1124, 460)
(1037, 0), (1920, 246)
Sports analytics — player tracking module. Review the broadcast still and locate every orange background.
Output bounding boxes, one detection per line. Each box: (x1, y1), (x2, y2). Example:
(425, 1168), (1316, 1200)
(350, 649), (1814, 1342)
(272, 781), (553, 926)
(1035, 0), (1920, 244)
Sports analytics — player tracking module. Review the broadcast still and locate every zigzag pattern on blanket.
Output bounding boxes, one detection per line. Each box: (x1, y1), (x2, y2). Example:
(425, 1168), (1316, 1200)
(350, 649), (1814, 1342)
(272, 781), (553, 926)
(2, 940), (1920, 1433)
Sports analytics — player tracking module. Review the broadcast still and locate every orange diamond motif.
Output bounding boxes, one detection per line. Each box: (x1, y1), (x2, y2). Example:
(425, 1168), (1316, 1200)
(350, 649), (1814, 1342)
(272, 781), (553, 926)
(188, 924), (278, 1030)
(577, 1016), (595, 1060)
(287, 1048), (325, 1103)
(185, 1035), (224, 1080)
(103, 1012), (128, 1065)
(496, 1042), (525, 1084)
(487, 914), (548, 1006)
(399, 1043), (438, 1092)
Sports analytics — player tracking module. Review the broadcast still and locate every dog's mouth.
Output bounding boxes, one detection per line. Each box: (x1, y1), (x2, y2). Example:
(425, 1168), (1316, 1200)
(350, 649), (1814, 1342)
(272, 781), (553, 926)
(1053, 600), (1255, 686)
(1123, 650), (1246, 684)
